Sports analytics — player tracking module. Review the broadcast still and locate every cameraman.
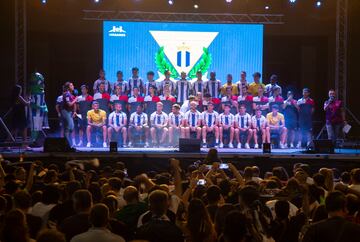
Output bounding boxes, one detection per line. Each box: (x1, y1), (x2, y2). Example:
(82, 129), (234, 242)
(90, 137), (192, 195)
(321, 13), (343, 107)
(323, 89), (346, 143)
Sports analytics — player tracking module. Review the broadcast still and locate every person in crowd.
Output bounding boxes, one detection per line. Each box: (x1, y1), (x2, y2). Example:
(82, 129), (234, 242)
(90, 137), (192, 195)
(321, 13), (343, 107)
(192, 70), (206, 96)
(36, 229), (66, 242)
(234, 104), (253, 149)
(268, 200), (290, 242)
(109, 84), (128, 111)
(175, 71), (191, 104)
(168, 104), (184, 144)
(248, 72), (265, 97)
(253, 85), (269, 113)
(112, 71), (128, 95)
(31, 185), (60, 225)
(218, 104), (235, 148)
(144, 71), (158, 96)
(86, 101), (107, 148)
(297, 88), (315, 148)
(61, 82), (77, 146)
(303, 191), (360, 242)
(0, 209), (31, 242)
(266, 104), (288, 148)
(76, 85), (93, 147)
(221, 74), (238, 96)
(128, 104), (149, 147)
(135, 190), (184, 242)
(205, 71), (221, 98)
(159, 84), (176, 103)
(128, 67), (144, 96)
(150, 102), (169, 147)
(236, 71), (249, 96)
(206, 185), (223, 222)
(183, 101), (202, 139)
(324, 89), (346, 143)
(59, 190), (92, 242)
(11, 85), (30, 147)
(159, 70), (175, 96)
(265, 74), (283, 97)
(221, 86), (238, 113)
(349, 168), (360, 193)
(283, 91), (299, 148)
(93, 69), (111, 94)
(108, 102), (127, 147)
(71, 203), (125, 242)
(201, 102), (220, 147)
(93, 81), (111, 115)
(221, 211), (248, 242)
(252, 107), (270, 148)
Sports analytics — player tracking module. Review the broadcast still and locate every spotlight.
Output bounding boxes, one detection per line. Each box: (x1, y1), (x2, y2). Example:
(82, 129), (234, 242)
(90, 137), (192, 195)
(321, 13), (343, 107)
(315, 0), (322, 7)
(193, 0), (199, 9)
(168, 0), (174, 5)
(289, 0), (296, 3)
(225, 0), (232, 3)
(265, 5), (270, 10)
(41, 0), (47, 4)
(94, 0), (100, 3)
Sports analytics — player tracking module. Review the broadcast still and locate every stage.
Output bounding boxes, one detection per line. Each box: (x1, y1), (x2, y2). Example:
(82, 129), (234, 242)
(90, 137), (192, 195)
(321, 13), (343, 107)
(1, 147), (360, 177)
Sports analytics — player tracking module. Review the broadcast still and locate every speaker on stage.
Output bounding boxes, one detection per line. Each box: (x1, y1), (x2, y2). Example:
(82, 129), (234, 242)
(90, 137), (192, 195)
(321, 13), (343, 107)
(179, 138), (201, 152)
(44, 137), (73, 152)
(263, 143), (271, 153)
(313, 139), (335, 154)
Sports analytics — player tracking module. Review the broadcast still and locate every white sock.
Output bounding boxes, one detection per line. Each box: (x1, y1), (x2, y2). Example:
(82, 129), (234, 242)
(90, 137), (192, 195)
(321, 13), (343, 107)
(216, 139), (219, 143)
(203, 139), (206, 143)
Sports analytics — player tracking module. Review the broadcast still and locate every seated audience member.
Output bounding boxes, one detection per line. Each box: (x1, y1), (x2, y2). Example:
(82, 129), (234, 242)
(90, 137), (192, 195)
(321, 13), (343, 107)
(265, 74), (282, 97)
(109, 84), (128, 110)
(234, 105), (253, 149)
(252, 107), (270, 148)
(108, 102), (127, 147)
(59, 190), (92, 242)
(86, 101), (107, 148)
(93, 69), (111, 94)
(128, 67), (144, 96)
(159, 84), (176, 103)
(159, 70), (175, 96)
(128, 104), (149, 147)
(248, 72), (265, 97)
(303, 191), (360, 242)
(221, 74), (238, 96)
(76, 85), (93, 147)
(184, 101), (202, 139)
(266, 104), (288, 148)
(168, 104), (184, 144)
(144, 71), (158, 96)
(112, 70), (128, 95)
(71, 203), (125, 242)
(201, 102), (220, 147)
(205, 71), (221, 98)
(283, 91), (299, 148)
(93, 81), (111, 115)
(218, 104), (235, 148)
(150, 102), (169, 147)
(297, 88), (315, 148)
(135, 190), (184, 242)
(175, 71), (191, 104)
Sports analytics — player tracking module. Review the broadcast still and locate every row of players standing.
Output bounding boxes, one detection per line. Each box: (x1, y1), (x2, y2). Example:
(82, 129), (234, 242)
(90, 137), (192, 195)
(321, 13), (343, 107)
(57, 67), (315, 148)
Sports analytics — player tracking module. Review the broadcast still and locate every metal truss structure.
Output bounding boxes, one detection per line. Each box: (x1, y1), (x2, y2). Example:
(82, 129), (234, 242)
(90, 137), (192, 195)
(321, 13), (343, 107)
(14, 0), (27, 91)
(335, 0), (348, 107)
(83, 10), (284, 24)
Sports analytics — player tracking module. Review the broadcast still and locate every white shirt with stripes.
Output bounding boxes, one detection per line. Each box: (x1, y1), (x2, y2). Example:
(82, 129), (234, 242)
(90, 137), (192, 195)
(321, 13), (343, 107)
(150, 111), (168, 126)
(202, 111), (219, 127)
(235, 113), (252, 129)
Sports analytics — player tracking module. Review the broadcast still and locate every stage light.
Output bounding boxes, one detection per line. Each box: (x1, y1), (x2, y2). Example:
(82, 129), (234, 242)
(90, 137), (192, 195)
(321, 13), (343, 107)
(265, 5), (270, 10)
(41, 0), (47, 4)
(94, 0), (100, 3)
(168, 0), (174, 5)
(289, 0), (296, 3)
(194, 4), (199, 9)
(225, 0), (233, 3)
(315, 0), (322, 7)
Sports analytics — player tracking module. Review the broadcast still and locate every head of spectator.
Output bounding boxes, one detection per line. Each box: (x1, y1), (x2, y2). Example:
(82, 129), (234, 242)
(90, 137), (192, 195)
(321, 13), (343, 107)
(243, 166), (254, 182)
(346, 194), (360, 217)
(341, 171), (351, 185)
(273, 86), (281, 97)
(1, 209), (29, 242)
(222, 211), (248, 242)
(204, 148), (222, 164)
(190, 101), (197, 111)
(36, 229), (66, 242)
(325, 191), (347, 218)
(73, 190), (93, 213)
(272, 167), (289, 182)
(123, 186), (139, 205)
(189, 95), (196, 103)
(102, 195), (118, 216)
(42, 185), (60, 205)
(149, 190), (169, 217)
(90, 203), (110, 228)
(351, 168), (360, 185)
(206, 185), (222, 206)
(88, 182), (102, 204)
(252, 166), (261, 177)
(313, 173), (326, 189)
(13, 190), (32, 213)
(238, 185), (259, 209)
(319, 168), (334, 191)
(274, 200), (290, 220)
(214, 204), (237, 235)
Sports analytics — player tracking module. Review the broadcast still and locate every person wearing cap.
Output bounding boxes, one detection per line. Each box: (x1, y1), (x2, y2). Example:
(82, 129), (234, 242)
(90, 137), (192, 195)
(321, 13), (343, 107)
(93, 69), (111, 94)
(159, 70), (175, 96)
(266, 104), (287, 148)
(192, 70), (206, 96)
(86, 101), (107, 148)
(283, 90), (299, 148)
(150, 102), (169, 147)
(248, 72), (265, 97)
(251, 107), (270, 148)
(218, 104), (235, 148)
(201, 102), (220, 147)
(204, 71), (221, 98)
(236, 71), (249, 96)
(175, 71), (191, 104)
(235, 104), (253, 149)
(128, 67), (144, 96)
(221, 74), (238, 96)
(144, 71), (159, 96)
(297, 88), (315, 148)
(113, 71), (129, 96)
(168, 104), (184, 146)
(265, 74), (282, 97)
(76, 85), (94, 147)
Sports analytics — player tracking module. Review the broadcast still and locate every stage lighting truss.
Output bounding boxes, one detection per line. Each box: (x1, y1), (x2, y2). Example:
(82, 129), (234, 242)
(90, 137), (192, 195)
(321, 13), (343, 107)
(82, 10), (284, 24)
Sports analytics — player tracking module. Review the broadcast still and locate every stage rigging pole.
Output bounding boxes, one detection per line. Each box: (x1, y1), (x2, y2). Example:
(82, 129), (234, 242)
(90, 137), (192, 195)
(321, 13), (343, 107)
(14, 0), (27, 91)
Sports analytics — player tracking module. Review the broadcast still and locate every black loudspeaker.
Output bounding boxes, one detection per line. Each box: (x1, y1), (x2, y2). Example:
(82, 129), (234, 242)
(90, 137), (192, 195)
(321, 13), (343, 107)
(44, 137), (72, 152)
(110, 142), (118, 152)
(263, 143), (271, 153)
(313, 139), (335, 154)
(179, 138), (201, 152)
